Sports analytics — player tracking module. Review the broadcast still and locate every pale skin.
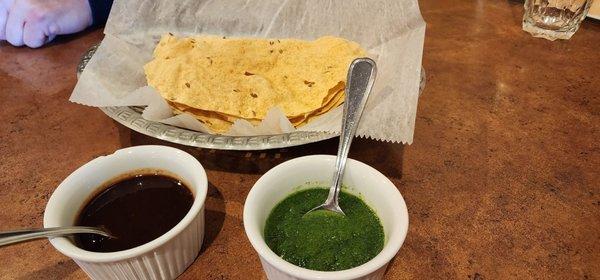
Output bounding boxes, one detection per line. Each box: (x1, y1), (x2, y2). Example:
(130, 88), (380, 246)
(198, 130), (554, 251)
(0, 0), (92, 48)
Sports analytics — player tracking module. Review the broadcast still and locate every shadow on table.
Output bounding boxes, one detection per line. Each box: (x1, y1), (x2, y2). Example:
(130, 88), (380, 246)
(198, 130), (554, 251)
(117, 125), (405, 180)
(201, 182), (226, 253)
(17, 258), (79, 280)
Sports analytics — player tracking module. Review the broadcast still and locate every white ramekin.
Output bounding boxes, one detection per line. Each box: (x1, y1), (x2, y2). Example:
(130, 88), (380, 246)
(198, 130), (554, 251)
(243, 155), (409, 280)
(44, 145), (208, 280)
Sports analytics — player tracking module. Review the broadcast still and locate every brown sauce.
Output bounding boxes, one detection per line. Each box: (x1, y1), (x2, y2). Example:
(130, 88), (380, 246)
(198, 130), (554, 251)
(74, 173), (194, 252)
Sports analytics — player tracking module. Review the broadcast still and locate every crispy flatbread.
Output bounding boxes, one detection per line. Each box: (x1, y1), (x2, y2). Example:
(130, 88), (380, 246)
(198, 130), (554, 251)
(144, 34), (365, 133)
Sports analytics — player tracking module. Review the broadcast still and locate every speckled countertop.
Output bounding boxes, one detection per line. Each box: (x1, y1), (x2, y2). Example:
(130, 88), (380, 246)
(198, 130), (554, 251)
(0, 0), (598, 279)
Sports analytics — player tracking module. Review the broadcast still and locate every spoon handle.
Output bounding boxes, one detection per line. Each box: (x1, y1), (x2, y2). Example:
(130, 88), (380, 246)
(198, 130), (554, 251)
(327, 58), (377, 206)
(0, 226), (112, 247)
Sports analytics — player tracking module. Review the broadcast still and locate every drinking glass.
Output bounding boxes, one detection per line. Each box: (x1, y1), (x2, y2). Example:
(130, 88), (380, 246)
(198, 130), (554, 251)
(523, 0), (594, 40)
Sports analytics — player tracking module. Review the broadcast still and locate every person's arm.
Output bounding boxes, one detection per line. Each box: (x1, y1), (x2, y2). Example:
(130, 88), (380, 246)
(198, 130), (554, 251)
(0, 0), (112, 48)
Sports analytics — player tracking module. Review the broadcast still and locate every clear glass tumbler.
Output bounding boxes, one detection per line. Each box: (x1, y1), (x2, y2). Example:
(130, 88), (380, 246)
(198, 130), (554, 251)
(523, 0), (594, 40)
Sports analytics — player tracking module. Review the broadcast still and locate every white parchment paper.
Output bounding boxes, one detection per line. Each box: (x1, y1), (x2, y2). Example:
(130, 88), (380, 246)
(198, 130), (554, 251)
(70, 0), (426, 144)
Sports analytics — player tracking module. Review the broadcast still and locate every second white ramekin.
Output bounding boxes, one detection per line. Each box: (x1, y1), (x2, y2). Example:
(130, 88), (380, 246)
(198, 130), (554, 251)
(244, 155), (409, 280)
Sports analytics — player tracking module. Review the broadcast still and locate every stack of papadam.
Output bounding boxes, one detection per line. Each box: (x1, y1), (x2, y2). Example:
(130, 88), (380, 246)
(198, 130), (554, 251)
(144, 34), (366, 134)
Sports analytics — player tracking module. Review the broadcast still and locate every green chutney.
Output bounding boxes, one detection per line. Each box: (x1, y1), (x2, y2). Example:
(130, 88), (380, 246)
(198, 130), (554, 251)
(264, 188), (384, 271)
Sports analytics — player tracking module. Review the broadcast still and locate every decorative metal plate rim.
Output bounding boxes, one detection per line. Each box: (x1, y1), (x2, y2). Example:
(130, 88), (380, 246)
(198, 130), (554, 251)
(78, 44), (425, 150)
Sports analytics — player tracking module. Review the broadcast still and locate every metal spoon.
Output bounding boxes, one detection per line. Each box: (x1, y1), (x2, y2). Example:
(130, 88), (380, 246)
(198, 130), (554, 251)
(306, 57), (377, 216)
(0, 226), (113, 247)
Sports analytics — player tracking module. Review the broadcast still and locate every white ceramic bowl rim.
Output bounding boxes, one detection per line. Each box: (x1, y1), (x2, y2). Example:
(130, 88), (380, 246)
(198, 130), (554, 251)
(243, 155), (409, 280)
(43, 145), (208, 263)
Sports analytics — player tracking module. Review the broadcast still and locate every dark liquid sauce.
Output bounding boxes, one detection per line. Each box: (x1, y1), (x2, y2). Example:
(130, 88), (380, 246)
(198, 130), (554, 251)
(74, 173), (194, 252)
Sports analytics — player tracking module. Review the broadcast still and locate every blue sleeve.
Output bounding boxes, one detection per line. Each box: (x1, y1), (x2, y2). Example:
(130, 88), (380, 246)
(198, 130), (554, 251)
(88, 0), (114, 27)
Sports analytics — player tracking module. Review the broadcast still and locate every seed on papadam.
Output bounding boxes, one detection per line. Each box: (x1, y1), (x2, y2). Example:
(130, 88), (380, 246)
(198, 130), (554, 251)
(303, 80), (315, 87)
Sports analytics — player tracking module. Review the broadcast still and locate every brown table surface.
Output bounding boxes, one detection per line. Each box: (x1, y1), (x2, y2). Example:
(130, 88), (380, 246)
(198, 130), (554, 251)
(1, 1), (599, 279)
